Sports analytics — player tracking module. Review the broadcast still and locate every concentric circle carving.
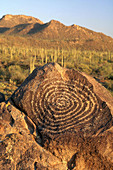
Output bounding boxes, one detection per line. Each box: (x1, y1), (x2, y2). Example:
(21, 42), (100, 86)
(31, 77), (109, 137)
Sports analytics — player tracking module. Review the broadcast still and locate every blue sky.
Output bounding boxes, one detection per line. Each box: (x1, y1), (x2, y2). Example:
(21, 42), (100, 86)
(0, 0), (113, 38)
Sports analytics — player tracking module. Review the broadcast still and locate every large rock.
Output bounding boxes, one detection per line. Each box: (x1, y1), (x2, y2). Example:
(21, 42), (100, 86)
(0, 102), (66, 169)
(0, 63), (113, 169)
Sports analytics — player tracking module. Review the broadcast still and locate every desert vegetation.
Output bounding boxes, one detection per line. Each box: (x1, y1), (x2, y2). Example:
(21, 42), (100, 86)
(0, 15), (113, 99)
(0, 45), (113, 99)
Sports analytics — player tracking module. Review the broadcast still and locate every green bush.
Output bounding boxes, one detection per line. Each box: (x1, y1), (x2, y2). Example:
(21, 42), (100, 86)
(78, 63), (92, 74)
(8, 65), (29, 85)
(65, 61), (75, 69)
(0, 67), (7, 80)
(108, 72), (113, 80)
(105, 80), (113, 90)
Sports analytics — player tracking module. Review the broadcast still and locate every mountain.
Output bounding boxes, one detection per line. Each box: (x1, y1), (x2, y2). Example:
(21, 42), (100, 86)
(0, 14), (113, 51)
(0, 14), (43, 27)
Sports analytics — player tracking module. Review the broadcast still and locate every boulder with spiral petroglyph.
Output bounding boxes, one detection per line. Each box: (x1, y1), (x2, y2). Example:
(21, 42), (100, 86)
(9, 63), (113, 169)
(0, 63), (112, 169)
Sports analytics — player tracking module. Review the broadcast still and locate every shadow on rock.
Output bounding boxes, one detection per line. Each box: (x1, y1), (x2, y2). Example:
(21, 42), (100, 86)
(0, 92), (5, 103)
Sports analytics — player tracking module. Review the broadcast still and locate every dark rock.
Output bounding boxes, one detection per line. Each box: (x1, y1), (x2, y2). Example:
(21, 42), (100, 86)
(0, 92), (5, 103)
(0, 102), (14, 126)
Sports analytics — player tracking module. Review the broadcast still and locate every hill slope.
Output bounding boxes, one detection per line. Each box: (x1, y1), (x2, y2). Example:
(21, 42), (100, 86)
(0, 14), (113, 51)
(0, 14), (43, 27)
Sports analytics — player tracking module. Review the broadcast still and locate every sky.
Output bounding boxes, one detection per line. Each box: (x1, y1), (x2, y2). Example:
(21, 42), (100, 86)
(0, 0), (113, 38)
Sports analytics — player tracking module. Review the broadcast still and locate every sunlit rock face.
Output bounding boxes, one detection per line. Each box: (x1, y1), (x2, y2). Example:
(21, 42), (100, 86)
(0, 63), (113, 169)
(10, 63), (112, 139)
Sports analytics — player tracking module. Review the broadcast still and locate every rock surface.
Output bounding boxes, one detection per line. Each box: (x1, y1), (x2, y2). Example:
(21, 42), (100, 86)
(0, 92), (5, 103)
(0, 102), (66, 169)
(0, 63), (113, 169)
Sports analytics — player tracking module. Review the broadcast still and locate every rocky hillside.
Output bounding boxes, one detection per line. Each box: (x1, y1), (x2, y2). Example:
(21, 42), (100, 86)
(0, 14), (113, 51)
(0, 14), (43, 27)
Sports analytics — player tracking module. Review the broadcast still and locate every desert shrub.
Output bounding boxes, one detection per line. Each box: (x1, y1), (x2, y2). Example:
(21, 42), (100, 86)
(0, 67), (7, 80)
(108, 72), (113, 80)
(8, 65), (29, 85)
(65, 61), (75, 69)
(78, 63), (92, 74)
(105, 80), (113, 90)
(0, 68), (5, 78)
(99, 64), (113, 79)
(93, 63), (112, 78)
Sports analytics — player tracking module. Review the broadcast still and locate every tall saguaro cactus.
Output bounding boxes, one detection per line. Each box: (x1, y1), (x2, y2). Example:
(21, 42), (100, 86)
(61, 49), (64, 67)
(30, 56), (36, 74)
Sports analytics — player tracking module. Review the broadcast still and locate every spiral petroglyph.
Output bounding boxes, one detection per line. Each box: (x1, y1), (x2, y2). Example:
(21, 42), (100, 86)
(10, 63), (112, 139)
(30, 79), (111, 137)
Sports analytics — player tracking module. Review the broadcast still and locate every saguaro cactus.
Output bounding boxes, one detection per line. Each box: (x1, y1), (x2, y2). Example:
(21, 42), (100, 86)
(30, 56), (36, 73)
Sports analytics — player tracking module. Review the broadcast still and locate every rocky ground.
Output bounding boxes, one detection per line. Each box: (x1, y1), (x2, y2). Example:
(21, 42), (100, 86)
(0, 63), (113, 169)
